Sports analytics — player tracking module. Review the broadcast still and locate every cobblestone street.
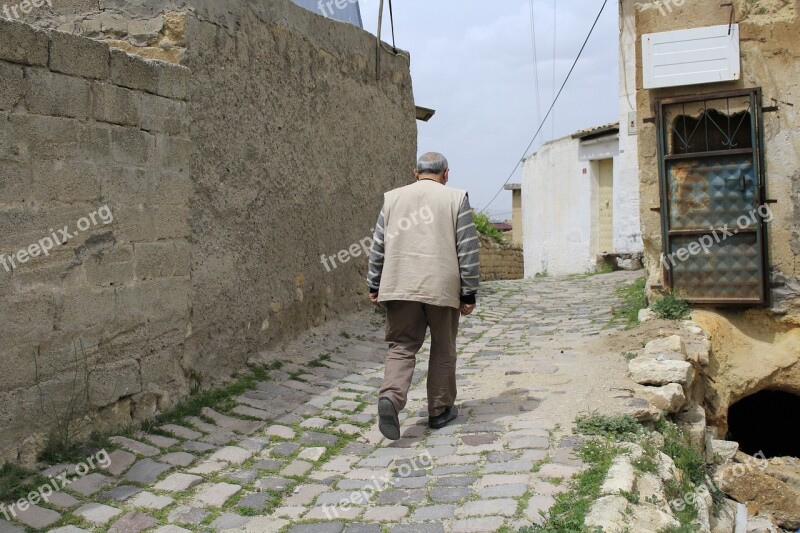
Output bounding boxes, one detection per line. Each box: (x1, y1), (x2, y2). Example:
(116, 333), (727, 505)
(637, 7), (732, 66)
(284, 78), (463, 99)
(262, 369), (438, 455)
(2, 272), (643, 533)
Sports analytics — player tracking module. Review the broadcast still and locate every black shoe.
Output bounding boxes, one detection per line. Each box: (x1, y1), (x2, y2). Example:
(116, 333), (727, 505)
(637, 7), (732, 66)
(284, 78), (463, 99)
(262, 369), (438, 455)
(429, 406), (458, 429)
(378, 397), (400, 440)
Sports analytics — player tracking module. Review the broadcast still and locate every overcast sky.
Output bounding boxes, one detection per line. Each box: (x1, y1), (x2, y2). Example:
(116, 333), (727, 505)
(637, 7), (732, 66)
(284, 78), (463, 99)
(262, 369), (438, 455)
(359, 0), (620, 219)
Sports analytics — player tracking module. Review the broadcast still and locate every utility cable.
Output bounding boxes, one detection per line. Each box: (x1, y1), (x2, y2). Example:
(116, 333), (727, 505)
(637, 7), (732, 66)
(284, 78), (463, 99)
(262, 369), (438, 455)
(551, 0), (557, 140)
(388, 0), (397, 51)
(528, 0), (542, 126)
(376, 0), (384, 79)
(480, 0), (609, 214)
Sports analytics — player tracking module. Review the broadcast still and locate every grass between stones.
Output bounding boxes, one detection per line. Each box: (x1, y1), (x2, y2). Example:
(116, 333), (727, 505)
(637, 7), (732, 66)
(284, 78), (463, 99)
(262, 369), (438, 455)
(0, 462), (50, 504)
(0, 353), (336, 518)
(520, 438), (618, 533)
(607, 277), (648, 329)
(520, 413), (723, 533)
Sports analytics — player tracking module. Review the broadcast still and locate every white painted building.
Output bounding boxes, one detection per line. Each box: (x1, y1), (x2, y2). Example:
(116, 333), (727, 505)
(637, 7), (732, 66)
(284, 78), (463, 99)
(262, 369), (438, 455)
(522, 124), (635, 276)
(520, 2), (643, 277)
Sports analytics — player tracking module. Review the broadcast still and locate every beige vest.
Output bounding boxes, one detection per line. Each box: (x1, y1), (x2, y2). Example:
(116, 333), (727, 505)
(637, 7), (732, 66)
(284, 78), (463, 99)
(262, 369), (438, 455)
(378, 180), (467, 309)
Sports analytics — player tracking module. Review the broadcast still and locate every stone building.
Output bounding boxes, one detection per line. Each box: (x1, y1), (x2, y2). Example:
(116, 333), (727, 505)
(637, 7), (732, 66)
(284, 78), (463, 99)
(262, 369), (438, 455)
(628, 1), (800, 526)
(0, 0), (416, 461)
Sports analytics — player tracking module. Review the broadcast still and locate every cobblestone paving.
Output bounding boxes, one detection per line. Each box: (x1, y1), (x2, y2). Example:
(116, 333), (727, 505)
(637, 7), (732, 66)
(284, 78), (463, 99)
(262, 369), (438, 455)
(1, 272), (642, 533)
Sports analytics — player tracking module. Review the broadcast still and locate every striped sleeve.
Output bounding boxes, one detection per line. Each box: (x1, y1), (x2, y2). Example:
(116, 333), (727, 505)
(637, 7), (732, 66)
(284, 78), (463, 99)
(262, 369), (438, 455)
(366, 207), (385, 293)
(456, 194), (480, 304)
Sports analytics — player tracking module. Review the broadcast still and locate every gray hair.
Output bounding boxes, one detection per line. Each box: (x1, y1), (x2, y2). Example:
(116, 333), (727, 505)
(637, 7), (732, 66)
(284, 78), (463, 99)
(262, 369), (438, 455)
(416, 152), (449, 175)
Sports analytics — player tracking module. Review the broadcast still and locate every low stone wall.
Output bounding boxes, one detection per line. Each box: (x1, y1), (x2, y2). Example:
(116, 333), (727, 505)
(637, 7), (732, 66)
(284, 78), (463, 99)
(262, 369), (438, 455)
(616, 319), (799, 531)
(479, 235), (524, 281)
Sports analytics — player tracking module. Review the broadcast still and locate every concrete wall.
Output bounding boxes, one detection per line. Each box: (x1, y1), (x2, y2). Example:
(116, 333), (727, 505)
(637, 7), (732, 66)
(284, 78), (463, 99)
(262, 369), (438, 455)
(479, 235), (524, 281)
(522, 136), (589, 276)
(0, 0), (416, 462)
(632, 0), (800, 318)
(617, 0), (644, 255)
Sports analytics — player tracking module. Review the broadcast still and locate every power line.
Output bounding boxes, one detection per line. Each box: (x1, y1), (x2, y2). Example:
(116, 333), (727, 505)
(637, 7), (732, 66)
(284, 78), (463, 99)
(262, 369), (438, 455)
(528, 0), (542, 125)
(551, 0), (557, 140)
(480, 0), (609, 213)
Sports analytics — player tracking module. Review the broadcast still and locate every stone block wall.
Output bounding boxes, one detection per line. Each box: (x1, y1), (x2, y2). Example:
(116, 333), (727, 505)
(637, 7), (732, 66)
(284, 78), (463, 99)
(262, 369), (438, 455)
(633, 0), (800, 318)
(0, 18), (192, 461)
(0, 0), (416, 462)
(479, 235), (524, 281)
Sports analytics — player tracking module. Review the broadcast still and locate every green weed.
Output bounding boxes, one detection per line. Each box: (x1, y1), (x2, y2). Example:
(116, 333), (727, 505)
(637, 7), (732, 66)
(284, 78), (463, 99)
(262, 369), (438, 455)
(474, 212), (508, 243)
(574, 412), (642, 440)
(0, 463), (50, 503)
(652, 291), (690, 320)
(609, 277), (648, 329)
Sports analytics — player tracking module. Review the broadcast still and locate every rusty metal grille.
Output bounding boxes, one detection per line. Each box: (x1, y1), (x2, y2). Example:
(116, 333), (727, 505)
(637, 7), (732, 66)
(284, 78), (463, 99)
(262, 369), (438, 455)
(656, 89), (768, 305)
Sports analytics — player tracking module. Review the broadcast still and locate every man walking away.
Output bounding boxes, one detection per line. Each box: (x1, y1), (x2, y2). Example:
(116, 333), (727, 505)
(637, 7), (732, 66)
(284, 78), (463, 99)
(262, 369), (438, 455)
(367, 152), (480, 440)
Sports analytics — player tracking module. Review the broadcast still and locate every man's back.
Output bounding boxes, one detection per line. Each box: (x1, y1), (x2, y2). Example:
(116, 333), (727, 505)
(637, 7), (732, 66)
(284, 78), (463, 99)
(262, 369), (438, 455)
(378, 180), (467, 308)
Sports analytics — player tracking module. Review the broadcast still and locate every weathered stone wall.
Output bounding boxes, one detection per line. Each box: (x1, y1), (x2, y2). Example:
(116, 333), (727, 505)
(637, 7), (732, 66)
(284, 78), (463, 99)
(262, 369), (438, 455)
(479, 235), (524, 281)
(0, 18), (192, 461)
(0, 0), (417, 462)
(633, 0), (800, 319)
(632, 10), (800, 526)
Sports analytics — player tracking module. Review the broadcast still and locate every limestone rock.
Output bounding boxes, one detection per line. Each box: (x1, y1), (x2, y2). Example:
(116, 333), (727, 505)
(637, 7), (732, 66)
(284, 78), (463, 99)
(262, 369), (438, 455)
(685, 337), (711, 366)
(706, 439), (739, 464)
(764, 457), (800, 491)
(685, 325), (705, 335)
(656, 451), (679, 484)
(644, 335), (687, 361)
(746, 515), (780, 533)
(619, 442), (646, 460)
(584, 495), (631, 533)
(695, 482), (714, 532)
(626, 397), (663, 423)
(641, 383), (686, 413)
(676, 404), (707, 449)
(636, 472), (668, 510)
(710, 498), (737, 533)
(639, 308), (656, 323)
(629, 357), (694, 386)
(585, 495), (680, 533)
(717, 464), (800, 529)
(601, 457), (636, 494)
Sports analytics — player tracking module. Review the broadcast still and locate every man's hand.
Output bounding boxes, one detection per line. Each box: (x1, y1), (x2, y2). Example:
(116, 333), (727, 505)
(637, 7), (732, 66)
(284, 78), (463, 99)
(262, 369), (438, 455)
(460, 303), (476, 316)
(369, 292), (382, 308)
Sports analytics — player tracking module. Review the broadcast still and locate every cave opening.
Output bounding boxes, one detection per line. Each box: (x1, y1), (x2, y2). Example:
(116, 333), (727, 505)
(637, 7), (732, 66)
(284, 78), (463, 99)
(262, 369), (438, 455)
(727, 389), (800, 458)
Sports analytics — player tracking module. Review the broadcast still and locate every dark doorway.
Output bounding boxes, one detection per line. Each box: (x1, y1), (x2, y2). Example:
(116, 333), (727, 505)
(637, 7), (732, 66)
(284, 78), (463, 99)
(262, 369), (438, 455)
(727, 390), (800, 458)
